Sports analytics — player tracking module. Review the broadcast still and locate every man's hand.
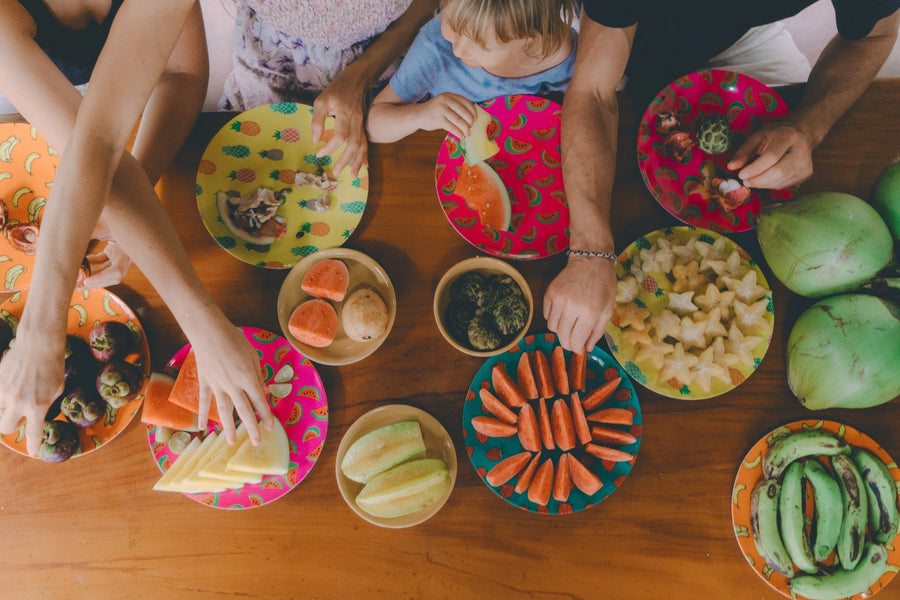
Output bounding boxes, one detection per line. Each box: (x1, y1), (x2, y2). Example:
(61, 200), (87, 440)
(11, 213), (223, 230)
(544, 255), (617, 354)
(727, 121), (814, 189)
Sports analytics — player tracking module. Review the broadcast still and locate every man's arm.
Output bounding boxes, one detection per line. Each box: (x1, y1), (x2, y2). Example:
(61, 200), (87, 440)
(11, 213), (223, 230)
(729, 10), (899, 189)
(543, 13), (635, 353)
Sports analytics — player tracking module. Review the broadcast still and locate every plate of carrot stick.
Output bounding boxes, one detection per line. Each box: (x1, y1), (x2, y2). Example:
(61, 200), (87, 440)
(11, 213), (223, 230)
(462, 332), (642, 514)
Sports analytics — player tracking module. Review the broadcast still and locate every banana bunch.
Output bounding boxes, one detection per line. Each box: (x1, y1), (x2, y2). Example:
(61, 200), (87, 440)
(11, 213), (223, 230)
(750, 430), (899, 600)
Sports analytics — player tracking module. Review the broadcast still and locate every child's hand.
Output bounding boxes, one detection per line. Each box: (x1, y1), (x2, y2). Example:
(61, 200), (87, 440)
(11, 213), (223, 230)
(420, 93), (478, 140)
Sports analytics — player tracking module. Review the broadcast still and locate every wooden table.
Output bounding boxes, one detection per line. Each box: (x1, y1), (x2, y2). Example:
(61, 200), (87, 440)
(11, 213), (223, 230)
(1, 80), (898, 599)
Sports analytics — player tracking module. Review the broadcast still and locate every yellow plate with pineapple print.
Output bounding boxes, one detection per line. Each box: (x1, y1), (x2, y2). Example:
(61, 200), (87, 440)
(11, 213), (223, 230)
(195, 103), (369, 269)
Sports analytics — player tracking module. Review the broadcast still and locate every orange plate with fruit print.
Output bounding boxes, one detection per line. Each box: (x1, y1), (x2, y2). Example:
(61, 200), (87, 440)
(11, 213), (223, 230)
(732, 420), (900, 599)
(0, 287), (150, 459)
(0, 122), (58, 292)
(435, 95), (569, 260)
(462, 332), (641, 515)
(195, 103), (368, 269)
(146, 327), (328, 509)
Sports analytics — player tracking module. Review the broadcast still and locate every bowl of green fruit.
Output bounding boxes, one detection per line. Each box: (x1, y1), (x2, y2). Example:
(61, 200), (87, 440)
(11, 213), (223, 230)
(433, 256), (533, 357)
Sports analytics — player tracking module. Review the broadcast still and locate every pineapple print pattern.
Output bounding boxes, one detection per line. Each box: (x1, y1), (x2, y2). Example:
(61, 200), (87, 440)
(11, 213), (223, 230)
(273, 128), (300, 143)
(258, 149), (284, 161)
(269, 102), (297, 114)
(221, 144), (251, 158)
(230, 120), (261, 136)
(228, 168), (256, 183)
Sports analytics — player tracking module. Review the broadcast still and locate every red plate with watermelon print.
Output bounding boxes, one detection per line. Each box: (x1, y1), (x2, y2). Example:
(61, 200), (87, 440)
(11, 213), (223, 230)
(146, 327), (328, 510)
(435, 95), (569, 260)
(636, 69), (794, 233)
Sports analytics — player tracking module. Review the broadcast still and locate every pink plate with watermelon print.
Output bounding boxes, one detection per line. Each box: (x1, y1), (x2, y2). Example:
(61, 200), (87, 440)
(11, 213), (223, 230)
(636, 69), (794, 233)
(435, 95), (569, 260)
(146, 327), (328, 510)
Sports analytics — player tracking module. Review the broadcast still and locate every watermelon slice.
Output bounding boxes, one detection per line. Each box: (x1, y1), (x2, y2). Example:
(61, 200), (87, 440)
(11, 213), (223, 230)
(456, 160), (511, 231)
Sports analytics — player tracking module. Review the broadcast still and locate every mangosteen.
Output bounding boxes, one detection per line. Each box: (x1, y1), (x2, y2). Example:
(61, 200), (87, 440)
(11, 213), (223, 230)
(37, 420), (81, 463)
(60, 388), (107, 428)
(88, 321), (135, 362)
(96, 360), (145, 408)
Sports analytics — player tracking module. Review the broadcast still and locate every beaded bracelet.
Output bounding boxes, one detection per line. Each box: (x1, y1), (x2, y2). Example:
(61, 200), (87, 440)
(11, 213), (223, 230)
(566, 248), (617, 261)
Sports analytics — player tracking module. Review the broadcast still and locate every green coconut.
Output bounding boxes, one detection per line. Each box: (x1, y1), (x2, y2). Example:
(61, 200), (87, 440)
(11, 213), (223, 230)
(787, 294), (900, 410)
(757, 192), (893, 298)
(871, 158), (900, 239)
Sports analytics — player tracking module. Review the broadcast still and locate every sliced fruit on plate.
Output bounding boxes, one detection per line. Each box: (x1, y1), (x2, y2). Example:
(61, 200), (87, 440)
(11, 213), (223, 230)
(355, 458), (451, 518)
(471, 416), (518, 438)
(199, 424), (263, 485)
(301, 258), (350, 302)
(532, 350), (555, 399)
(517, 352), (539, 400)
(586, 407), (634, 425)
(551, 346), (570, 395)
(550, 399), (576, 451)
(479, 388), (517, 424)
(585, 443), (634, 462)
(567, 453), (603, 495)
(460, 104), (499, 166)
(456, 160), (511, 231)
(340, 420), (426, 483)
(569, 391), (593, 446)
(568, 352), (587, 392)
(226, 419), (290, 476)
(514, 451), (542, 494)
(141, 371), (201, 432)
(553, 452), (573, 502)
(176, 432), (236, 494)
(582, 376), (621, 411)
(527, 457), (554, 506)
(516, 403), (540, 452)
(153, 437), (201, 492)
(288, 298), (338, 348)
(486, 451), (532, 487)
(491, 363), (526, 408)
(154, 435), (228, 493)
(167, 351), (223, 423)
(537, 397), (555, 450)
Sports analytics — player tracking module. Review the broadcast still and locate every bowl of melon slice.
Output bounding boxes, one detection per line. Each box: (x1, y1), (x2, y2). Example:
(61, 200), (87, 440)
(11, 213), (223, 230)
(277, 247), (396, 365)
(335, 404), (457, 528)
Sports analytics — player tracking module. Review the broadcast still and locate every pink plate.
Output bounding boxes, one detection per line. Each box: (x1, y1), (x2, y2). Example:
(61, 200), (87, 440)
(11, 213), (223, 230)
(636, 69), (793, 233)
(146, 327), (328, 509)
(435, 95), (569, 260)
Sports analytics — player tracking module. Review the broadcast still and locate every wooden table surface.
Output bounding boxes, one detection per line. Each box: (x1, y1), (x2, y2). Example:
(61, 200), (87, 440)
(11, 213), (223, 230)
(1, 80), (898, 599)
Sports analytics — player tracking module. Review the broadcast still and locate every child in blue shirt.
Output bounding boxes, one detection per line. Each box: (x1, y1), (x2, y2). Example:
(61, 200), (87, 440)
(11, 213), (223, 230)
(367, 0), (578, 142)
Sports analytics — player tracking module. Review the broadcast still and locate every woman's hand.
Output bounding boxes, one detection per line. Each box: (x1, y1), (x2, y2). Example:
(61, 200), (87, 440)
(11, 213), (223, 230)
(0, 334), (66, 457)
(311, 77), (369, 178)
(418, 93), (477, 140)
(190, 325), (275, 446)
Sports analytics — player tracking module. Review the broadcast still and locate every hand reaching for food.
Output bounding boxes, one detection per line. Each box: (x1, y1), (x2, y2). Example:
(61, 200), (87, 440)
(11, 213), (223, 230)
(0, 334), (66, 457)
(311, 77), (368, 178)
(727, 121), (814, 190)
(79, 241), (133, 290)
(543, 256), (617, 354)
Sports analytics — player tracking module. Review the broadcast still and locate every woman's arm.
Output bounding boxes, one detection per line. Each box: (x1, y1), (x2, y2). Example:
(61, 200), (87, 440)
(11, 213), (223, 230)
(310, 0), (437, 174)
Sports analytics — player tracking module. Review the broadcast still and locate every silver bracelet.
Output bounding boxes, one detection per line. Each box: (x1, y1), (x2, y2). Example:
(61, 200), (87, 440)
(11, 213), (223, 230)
(566, 248), (617, 261)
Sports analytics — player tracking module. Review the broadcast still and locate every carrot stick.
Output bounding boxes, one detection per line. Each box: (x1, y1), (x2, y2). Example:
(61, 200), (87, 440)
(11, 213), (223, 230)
(584, 443), (634, 462)
(590, 425), (638, 446)
(569, 392), (592, 446)
(491, 363), (527, 407)
(581, 377), (621, 411)
(568, 352), (587, 392)
(486, 451), (533, 486)
(586, 407), (634, 426)
(532, 350), (555, 399)
(550, 345), (569, 396)
(517, 352), (539, 400)
(537, 397), (555, 450)
(479, 388), (517, 424)
(471, 416), (518, 438)
(515, 451), (542, 494)
(517, 403), (541, 452)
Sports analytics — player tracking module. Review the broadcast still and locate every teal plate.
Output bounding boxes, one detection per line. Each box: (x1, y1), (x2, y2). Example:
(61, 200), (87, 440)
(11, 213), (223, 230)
(462, 332), (642, 515)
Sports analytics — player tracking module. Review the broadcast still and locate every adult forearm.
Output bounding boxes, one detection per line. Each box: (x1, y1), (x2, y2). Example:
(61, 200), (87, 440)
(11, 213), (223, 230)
(793, 14), (899, 148)
(561, 88), (618, 253)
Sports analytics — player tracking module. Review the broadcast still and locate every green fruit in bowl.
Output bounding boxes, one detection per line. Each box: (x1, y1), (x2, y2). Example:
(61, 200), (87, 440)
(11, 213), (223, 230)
(340, 421), (426, 483)
(355, 458), (451, 518)
(696, 113), (733, 155)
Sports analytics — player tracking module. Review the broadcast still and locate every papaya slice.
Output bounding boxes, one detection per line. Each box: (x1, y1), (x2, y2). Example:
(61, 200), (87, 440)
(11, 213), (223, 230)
(569, 391), (592, 446)
(553, 452), (573, 502)
(479, 388), (517, 424)
(582, 377), (621, 411)
(537, 397), (555, 450)
(568, 352), (587, 392)
(516, 352), (539, 400)
(585, 443), (634, 462)
(491, 363), (526, 407)
(527, 457), (554, 506)
(168, 351), (223, 423)
(550, 398), (576, 451)
(567, 453), (603, 496)
(550, 346), (569, 395)
(514, 451), (542, 494)
(590, 425), (638, 446)
(301, 258), (350, 302)
(485, 451), (532, 487)
(586, 407), (634, 426)
(516, 403), (541, 452)
(532, 350), (555, 399)
(141, 371), (201, 431)
(288, 298), (338, 348)
(471, 416), (517, 438)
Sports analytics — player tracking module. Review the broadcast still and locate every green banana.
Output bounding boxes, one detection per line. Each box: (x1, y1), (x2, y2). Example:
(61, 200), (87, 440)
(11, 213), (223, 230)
(0, 135), (20, 162)
(751, 478), (795, 577)
(763, 430), (850, 480)
(804, 459), (844, 562)
(832, 453), (868, 570)
(851, 448), (900, 544)
(3, 264), (26, 291)
(779, 461), (817, 573)
(787, 543), (888, 600)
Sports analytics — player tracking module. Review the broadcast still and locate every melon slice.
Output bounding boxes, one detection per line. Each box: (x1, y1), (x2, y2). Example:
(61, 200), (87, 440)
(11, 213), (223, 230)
(199, 424), (264, 485)
(141, 371), (201, 431)
(154, 434), (228, 493)
(226, 419), (290, 476)
(176, 432), (235, 494)
(167, 352), (223, 423)
(152, 437), (201, 492)
(288, 298), (338, 348)
(340, 420), (426, 483)
(456, 160), (511, 231)
(301, 258), (350, 302)
(461, 105), (499, 166)
(355, 458), (451, 518)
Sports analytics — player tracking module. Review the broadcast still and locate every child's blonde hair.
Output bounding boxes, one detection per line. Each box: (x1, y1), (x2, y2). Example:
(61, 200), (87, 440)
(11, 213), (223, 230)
(439, 0), (576, 60)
